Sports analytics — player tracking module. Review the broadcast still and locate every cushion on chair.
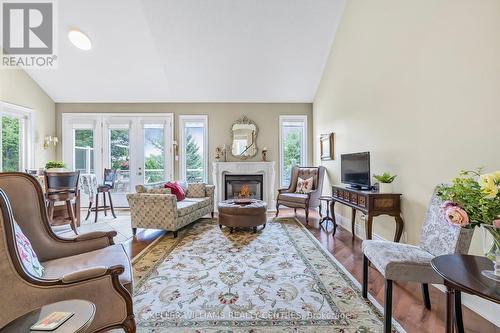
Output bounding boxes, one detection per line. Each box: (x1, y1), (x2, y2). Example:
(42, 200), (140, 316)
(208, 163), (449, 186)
(42, 243), (133, 294)
(13, 220), (44, 278)
(177, 200), (206, 217)
(295, 176), (314, 193)
(362, 240), (443, 283)
(278, 193), (309, 204)
(186, 183), (206, 198)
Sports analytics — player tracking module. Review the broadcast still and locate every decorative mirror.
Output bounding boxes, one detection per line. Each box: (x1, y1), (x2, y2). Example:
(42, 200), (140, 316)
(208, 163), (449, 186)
(231, 116), (258, 159)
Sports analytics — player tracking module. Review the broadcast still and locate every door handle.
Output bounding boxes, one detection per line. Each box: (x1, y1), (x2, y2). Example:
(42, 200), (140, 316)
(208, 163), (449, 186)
(137, 172), (142, 176)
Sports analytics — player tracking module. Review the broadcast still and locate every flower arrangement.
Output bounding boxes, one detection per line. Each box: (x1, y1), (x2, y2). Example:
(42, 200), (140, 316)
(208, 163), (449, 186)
(45, 160), (66, 170)
(436, 169), (500, 228)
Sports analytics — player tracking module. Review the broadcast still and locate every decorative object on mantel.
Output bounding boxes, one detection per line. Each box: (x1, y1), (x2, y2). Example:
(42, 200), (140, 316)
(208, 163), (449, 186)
(43, 135), (58, 150)
(261, 147), (268, 161)
(230, 116), (258, 160)
(45, 160), (66, 172)
(320, 133), (334, 160)
(436, 169), (500, 281)
(215, 146), (222, 161)
(373, 172), (397, 193)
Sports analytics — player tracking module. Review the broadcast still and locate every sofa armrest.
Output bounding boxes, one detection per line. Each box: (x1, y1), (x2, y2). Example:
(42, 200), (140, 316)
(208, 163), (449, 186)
(61, 266), (108, 283)
(127, 193), (178, 227)
(205, 184), (215, 198)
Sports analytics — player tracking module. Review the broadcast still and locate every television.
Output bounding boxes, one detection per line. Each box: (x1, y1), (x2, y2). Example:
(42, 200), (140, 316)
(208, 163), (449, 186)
(341, 152), (371, 189)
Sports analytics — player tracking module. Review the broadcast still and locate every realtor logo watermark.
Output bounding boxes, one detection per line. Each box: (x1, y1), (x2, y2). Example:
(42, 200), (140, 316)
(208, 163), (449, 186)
(1, 0), (58, 68)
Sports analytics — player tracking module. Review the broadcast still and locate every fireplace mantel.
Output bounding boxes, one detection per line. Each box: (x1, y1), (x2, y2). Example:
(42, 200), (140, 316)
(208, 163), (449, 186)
(212, 161), (276, 211)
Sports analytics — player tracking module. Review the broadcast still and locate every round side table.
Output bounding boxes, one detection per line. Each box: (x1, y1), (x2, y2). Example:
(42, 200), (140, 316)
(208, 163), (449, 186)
(431, 254), (500, 333)
(1, 300), (95, 333)
(319, 196), (337, 235)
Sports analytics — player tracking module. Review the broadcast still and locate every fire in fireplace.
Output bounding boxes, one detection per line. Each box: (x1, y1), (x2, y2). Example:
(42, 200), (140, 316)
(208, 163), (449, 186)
(224, 174), (263, 200)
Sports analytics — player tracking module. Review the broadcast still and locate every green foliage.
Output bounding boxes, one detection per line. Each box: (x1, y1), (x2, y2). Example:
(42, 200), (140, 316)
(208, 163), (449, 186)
(373, 172), (397, 184)
(45, 160), (66, 169)
(2, 116), (20, 172)
(110, 129), (129, 170)
(437, 169), (500, 227)
(185, 133), (203, 182)
(75, 129), (93, 147)
(283, 131), (302, 185)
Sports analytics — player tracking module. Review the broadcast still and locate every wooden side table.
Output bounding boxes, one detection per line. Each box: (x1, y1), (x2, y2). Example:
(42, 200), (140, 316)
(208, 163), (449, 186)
(331, 185), (404, 242)
(431, 254), (500, 333)
(319, 196), (337, 234)
(1, 300), (95, 333)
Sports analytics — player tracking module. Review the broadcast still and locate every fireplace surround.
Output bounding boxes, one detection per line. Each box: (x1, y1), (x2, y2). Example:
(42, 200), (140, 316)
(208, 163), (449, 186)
(225, 174), (263, 200)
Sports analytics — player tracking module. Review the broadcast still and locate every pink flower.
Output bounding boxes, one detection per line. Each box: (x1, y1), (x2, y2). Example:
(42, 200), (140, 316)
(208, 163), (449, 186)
(442, 201), (458, 210)
(493, 219), (500, 229)
(444, 206), (469, 227)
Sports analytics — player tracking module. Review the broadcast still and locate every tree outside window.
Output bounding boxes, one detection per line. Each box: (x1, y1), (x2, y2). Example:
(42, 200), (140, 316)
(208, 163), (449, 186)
(2, 116), (20, 172)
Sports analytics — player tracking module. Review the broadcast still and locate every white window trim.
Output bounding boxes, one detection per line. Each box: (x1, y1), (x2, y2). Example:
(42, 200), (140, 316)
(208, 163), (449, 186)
(279, 115), (308, 188)
(0, 101), (34, 171)
(179, 115), (208, 183)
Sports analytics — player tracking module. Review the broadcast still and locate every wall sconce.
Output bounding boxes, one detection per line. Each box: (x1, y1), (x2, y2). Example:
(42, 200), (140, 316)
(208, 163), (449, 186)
(44, 135), (58, 149)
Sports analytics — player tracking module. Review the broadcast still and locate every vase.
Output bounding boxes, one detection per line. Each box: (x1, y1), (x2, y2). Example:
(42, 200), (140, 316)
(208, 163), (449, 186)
(378, 183), (393, 193)
(481, 224), (500, 282)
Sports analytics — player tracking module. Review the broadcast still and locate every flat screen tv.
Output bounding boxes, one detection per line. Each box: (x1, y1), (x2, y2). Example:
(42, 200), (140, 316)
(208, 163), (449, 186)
(341, 152), (371, 189)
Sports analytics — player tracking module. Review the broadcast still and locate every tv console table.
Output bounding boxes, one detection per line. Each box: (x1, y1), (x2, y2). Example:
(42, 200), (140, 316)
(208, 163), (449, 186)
(331, 185), (404, 242)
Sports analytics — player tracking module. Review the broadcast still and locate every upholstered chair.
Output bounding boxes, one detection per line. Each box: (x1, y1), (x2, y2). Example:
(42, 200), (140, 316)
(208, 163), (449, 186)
(275, 166), (326, 223)
(362, 191), (473, 333)
(0, 173), (136, 332)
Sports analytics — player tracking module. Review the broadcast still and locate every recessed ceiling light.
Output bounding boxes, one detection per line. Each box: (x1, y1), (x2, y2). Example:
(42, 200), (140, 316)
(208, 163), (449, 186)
(68, 29), (92, 50)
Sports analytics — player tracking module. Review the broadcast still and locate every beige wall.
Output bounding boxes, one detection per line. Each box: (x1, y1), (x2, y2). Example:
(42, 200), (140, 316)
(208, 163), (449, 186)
(0, 69), (56, 167)
(56, 103), (313, 193)
(313, 0), (500, 255)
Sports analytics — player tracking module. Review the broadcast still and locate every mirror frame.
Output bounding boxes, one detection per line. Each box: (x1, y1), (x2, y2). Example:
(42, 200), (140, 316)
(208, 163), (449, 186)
(230, 116), (258, 160)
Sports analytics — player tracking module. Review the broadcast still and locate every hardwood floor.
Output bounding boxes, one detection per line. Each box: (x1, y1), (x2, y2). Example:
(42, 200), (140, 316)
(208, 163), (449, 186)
(124, 208), (498, 333)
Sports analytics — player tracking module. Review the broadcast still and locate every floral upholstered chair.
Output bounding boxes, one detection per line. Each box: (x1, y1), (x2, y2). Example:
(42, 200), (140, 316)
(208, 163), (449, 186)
(362, 190), (473, 333)
(275, 166), (326, 223)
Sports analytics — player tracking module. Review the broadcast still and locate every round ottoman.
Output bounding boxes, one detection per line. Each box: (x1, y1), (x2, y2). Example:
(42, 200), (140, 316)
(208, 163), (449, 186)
(218, 199), (267, 233)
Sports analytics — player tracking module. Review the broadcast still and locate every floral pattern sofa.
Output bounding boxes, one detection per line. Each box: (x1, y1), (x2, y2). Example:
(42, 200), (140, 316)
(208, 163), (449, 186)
(127, 182), (215, 237)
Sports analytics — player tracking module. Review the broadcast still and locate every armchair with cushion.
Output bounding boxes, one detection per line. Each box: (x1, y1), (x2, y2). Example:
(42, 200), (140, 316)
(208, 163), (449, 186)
(276, 166), (326, 223)
(127, 182), (215, 237)
(0, 173), (135, 332)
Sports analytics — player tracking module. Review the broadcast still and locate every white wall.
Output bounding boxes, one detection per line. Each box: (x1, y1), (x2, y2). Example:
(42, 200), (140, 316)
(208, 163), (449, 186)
(313, 0), (500, 324)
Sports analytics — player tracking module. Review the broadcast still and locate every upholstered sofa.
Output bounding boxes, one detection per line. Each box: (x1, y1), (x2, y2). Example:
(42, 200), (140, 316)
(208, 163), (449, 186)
(0, 173), (135, 333)
(127, 182), (215, 237)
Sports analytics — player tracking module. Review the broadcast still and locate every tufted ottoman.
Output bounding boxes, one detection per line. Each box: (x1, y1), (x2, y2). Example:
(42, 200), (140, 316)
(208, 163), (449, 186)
(217, 199), (267, 233)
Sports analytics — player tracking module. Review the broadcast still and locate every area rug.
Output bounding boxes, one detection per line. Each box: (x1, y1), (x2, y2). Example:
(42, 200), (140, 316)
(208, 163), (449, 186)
(132, 218), (403, 332)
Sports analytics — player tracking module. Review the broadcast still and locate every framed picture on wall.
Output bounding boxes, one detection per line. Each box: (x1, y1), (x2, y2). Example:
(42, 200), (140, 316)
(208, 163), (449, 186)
(320, 133), (334, 160)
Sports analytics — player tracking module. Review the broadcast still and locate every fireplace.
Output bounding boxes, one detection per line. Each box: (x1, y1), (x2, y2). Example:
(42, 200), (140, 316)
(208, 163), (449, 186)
(224, 174), (263, 200)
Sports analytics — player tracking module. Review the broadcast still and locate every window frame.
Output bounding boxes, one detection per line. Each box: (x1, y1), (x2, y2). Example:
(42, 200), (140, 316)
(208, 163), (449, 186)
(0, 101), (33, 172)
(279, 115), (308, 188)
(179, 115), (209, 183)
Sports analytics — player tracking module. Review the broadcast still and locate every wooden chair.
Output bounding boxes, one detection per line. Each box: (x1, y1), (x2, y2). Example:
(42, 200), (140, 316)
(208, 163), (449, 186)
(86, 169), (117, 222)
(44, 171), (80, 235)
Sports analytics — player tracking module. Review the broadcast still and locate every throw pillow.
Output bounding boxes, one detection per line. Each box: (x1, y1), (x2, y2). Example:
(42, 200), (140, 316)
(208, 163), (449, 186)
(164, 181), (185, 201)
(13, 220), (44, 277)
(295, 176), (314, 194)
(186, 183), (206, 198)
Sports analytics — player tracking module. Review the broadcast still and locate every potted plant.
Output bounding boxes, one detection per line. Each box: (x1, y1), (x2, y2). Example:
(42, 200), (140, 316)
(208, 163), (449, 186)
(45, 160), (66, 172)
(437, 169), (500, 281)
(373, 172), (397, 193)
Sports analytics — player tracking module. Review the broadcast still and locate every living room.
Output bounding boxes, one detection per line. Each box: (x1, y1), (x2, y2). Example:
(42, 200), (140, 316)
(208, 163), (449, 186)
(0, 1), (499, 332)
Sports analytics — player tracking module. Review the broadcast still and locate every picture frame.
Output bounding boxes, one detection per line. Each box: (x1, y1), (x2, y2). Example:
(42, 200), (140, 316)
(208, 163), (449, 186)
(320, 133), (334, 160)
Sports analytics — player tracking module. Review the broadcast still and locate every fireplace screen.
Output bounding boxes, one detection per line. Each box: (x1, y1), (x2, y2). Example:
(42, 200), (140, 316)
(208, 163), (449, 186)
(224, 174), (263, 200)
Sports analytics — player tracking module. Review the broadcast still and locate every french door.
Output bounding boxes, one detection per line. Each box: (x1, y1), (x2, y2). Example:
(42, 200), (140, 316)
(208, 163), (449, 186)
(62, 113), (174, 207)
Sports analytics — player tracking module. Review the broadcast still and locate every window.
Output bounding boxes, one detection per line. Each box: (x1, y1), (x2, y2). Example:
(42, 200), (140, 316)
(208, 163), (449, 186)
(144, 124), (165, 184)
(279, 115), (307, 187)
(73, 126), (95, 174)
(179, 115), (208, 183)
(0, 102), (32, 172)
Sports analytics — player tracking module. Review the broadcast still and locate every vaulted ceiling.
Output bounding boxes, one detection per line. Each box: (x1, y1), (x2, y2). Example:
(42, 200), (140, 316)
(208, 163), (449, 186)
(26, 0), (345, 102)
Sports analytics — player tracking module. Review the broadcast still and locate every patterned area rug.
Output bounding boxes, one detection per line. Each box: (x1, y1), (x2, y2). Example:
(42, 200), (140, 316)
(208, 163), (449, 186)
(132, 218), (403, 332)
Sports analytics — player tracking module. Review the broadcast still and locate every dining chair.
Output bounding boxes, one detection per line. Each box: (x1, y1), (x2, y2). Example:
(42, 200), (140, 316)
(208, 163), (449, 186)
(44, 171), (80, 234)
(86, 168), (117, 222)
(362, 190), (474, 333)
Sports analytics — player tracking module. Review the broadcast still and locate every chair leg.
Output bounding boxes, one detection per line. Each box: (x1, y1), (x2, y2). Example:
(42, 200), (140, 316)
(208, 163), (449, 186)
(132, 227), (137, 235)
(319, 203), (322, 218)
(384, 279), (393, 333)
(85, 200), (92, 220)
(275, 203), (279, 217)
(422, 283), (431, 309)
(103, 191), (108, 216)
(362, 255), (369, 298)
(47, 201), (55, 223)
(173, 231), (178, 238)
(455, 290), (465, 333)
(211, 211), (214, 219)
(305, 208), (309, 224)
(94, 193), (99, 223)
(108, 192), (117, 218)
(66, 200), (78, 235)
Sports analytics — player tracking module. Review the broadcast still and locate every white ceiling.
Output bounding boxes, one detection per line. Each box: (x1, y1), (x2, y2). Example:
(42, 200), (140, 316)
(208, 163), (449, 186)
(26, 0), (345, 103)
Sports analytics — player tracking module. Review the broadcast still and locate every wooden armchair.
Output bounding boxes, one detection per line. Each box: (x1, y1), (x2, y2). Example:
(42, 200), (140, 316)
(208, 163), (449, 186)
(275, 166), (326, 223)
(0, 173), (135, 332)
